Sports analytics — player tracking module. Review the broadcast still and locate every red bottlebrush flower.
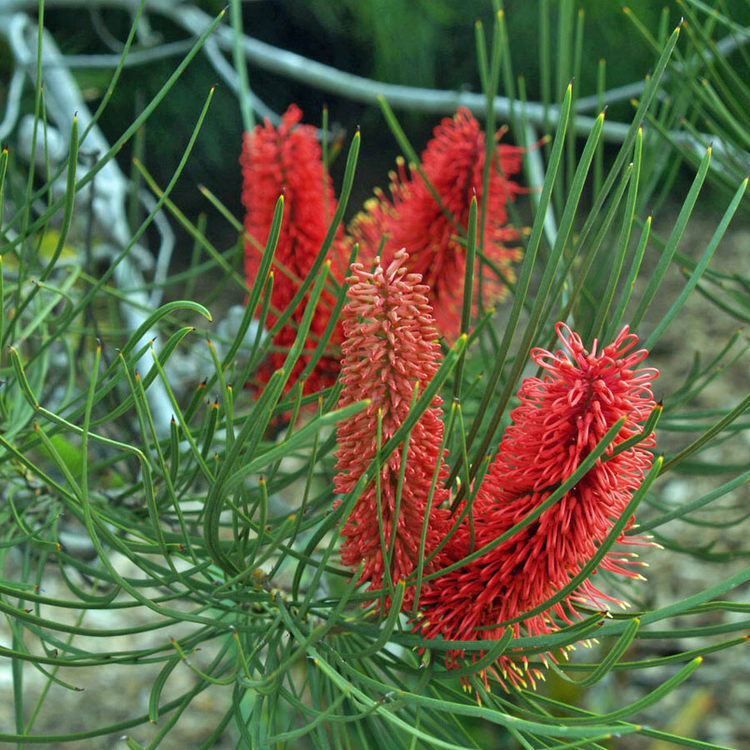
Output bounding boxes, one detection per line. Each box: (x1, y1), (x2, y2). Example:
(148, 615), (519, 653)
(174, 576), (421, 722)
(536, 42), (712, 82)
(417, 323), (659, 690)
(335, 249), (453, 601)
(348, 108), (524, 341)
(241, 104), (345, 394)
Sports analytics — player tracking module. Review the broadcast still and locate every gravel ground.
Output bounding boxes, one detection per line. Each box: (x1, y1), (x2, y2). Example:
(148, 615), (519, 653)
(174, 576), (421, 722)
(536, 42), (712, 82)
(0, 550), (236, 749)
(607, 221), (750, 750)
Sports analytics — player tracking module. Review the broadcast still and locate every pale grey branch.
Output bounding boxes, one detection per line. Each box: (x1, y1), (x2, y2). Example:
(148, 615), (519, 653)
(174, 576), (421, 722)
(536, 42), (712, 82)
(0, 68), (25, 141)
(3, 10), (175, 435)
(56, 40), (194, 68)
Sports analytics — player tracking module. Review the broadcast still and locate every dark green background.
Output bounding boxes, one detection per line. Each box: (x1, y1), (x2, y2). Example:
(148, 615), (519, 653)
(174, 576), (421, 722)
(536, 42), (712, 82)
(20, 1), (750, 238)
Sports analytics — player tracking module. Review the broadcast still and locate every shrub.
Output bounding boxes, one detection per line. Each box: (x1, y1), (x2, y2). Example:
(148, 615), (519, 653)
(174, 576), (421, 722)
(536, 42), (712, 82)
(1, 1), (749, 748)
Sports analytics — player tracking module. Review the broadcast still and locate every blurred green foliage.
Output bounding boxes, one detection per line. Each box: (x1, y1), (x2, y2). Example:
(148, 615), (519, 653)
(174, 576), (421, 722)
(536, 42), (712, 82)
(285, 0), (670, 94)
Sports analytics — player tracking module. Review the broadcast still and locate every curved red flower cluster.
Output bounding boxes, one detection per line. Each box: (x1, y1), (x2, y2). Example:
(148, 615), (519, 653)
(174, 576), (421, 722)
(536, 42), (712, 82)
(240, 105), (345, 394)
(348, 108), (524, 341)
(334, 250), (452, 602)
(416, 324), (658, 689)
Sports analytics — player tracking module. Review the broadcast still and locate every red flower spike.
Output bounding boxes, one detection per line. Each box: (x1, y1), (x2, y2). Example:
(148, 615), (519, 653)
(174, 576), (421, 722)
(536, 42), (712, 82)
(335, 249), (452, 603)
(417, 323), (659, 691)
(348, 108), (524, 341)
(241, 104), (345, 395)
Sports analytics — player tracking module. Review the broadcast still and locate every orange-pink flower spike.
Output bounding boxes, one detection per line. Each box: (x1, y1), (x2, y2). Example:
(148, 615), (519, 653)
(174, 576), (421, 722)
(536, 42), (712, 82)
(335, 249), (453, 603)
